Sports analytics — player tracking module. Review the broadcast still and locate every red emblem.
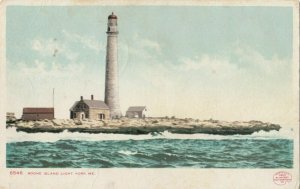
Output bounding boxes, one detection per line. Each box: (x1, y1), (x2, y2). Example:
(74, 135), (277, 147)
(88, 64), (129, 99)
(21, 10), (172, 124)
(273, 171), (292, 185)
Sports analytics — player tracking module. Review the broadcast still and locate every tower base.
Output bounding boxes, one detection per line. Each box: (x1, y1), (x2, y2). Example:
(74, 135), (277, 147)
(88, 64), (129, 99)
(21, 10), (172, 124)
(110, 110), (122, 119)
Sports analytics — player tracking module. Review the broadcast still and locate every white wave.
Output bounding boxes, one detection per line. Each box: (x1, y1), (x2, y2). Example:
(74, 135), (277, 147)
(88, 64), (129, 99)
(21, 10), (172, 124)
(118, 150), (138, 155)
(159, 128), (294, 140)
(250, 128), (295, 139)
(6, 127), (162, 143)
(6, 126), (294, 143)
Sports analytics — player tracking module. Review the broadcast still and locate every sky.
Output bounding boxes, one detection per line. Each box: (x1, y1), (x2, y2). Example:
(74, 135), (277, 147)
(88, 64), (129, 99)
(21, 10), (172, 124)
(6, 6), (298, 125)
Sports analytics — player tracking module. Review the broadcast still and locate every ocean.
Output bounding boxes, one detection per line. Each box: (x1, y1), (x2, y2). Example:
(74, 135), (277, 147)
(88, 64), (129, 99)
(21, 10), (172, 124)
(6, 127), (294, 168)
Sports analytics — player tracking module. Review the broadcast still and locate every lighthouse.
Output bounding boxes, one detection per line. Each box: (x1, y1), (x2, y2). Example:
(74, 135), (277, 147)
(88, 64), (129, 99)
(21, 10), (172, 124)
(104, 12), (122, 118)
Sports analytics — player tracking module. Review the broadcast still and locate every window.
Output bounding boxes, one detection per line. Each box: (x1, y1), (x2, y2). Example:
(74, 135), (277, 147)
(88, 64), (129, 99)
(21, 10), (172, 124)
(98, 113), (105, 120)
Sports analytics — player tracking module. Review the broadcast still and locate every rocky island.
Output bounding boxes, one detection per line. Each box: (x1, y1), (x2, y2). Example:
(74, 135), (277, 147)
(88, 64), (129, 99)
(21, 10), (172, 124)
(7, 117), (281, 135)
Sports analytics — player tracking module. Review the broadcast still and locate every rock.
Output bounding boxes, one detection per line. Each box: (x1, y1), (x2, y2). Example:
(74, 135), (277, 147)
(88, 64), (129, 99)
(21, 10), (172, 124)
(74, 120), (82, 125)
(52, 119), (62, 126)
(10, 118), (281, 135)
(33, 122), (41, 127)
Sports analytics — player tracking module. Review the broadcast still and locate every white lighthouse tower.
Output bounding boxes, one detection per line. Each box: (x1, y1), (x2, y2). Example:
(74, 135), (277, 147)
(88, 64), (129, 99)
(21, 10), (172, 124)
(104, 12), (122, 118)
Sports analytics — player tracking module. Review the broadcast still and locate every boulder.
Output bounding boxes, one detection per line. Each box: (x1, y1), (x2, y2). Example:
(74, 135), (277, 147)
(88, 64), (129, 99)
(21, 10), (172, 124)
(52, 119), (63, 126)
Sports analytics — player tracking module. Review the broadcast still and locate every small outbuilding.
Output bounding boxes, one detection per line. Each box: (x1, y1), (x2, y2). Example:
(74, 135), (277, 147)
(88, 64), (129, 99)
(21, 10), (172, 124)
(22, 108), (55, 121)
(125, 106), (147, 118)
(70, 95), (110, 120)
(6, 112), (16, 122)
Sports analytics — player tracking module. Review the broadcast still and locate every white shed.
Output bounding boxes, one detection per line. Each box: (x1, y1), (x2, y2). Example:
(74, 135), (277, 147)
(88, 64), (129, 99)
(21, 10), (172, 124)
(125, 106), (147, 118)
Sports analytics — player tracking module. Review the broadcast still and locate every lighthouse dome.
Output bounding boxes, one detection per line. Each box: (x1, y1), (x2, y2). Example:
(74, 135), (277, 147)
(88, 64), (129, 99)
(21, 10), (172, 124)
(108, 12), (117, 19)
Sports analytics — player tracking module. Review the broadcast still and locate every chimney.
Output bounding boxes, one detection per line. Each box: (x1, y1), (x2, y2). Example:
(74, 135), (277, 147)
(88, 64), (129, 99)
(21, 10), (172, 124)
(91, 95), (94, 100)
(80, 96), (83, 101)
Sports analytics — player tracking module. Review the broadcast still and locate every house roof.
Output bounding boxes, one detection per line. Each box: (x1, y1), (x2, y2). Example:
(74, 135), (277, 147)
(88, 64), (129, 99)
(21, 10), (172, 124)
(70, 100), (109, 111)
(127, 106), (146, 112)
(23, 108), (54, 114)
(84, 100), (109, 109)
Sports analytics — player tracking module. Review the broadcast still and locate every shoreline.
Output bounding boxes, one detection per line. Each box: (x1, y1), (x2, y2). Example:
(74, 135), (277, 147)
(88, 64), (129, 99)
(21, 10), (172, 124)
(7, 117), (281, 135)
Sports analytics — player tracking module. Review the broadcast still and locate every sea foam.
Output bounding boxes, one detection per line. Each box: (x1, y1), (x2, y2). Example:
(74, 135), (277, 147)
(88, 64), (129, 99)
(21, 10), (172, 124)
(6, 126), (294, 143)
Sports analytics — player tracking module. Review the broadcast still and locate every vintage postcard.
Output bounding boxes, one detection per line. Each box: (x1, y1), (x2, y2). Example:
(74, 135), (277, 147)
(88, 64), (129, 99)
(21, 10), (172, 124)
(0, 0), (299, 188)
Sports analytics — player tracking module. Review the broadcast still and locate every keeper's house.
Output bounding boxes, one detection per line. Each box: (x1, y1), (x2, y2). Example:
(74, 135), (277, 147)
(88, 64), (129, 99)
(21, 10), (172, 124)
(125, 106), (147, 118)
(22, 107), (54, 121)
(70, 95), (110, 120)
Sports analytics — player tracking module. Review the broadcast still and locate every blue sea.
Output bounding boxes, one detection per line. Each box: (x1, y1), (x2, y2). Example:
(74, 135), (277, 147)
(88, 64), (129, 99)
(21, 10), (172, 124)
(6, 127), (293, 168)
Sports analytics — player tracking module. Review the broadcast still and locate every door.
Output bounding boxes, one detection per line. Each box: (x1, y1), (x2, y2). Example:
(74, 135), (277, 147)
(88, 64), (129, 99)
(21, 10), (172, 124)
(78, 112), (85, 120)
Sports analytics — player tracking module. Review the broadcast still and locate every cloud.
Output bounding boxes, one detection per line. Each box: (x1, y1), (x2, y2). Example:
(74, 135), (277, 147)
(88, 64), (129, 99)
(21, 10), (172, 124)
(7, 59), (91, 119)
(118, 37), (296, 124)
(234, 45), (290, 75)
(31, 30), (105, 61)
(31, 38), (78, 61)
(14, 60), (85, 78)
(179, 55), (238, 77)
(32, 38), (64, 56)
(139, 38), (161, 52)
(178, 45), (291, 80)
(120, 34), (292, 93)
(131, 33), (161, 53)
(62, 30), (105, 53)
(12, 30), (105, 119)
(120, 34), (162, 60)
